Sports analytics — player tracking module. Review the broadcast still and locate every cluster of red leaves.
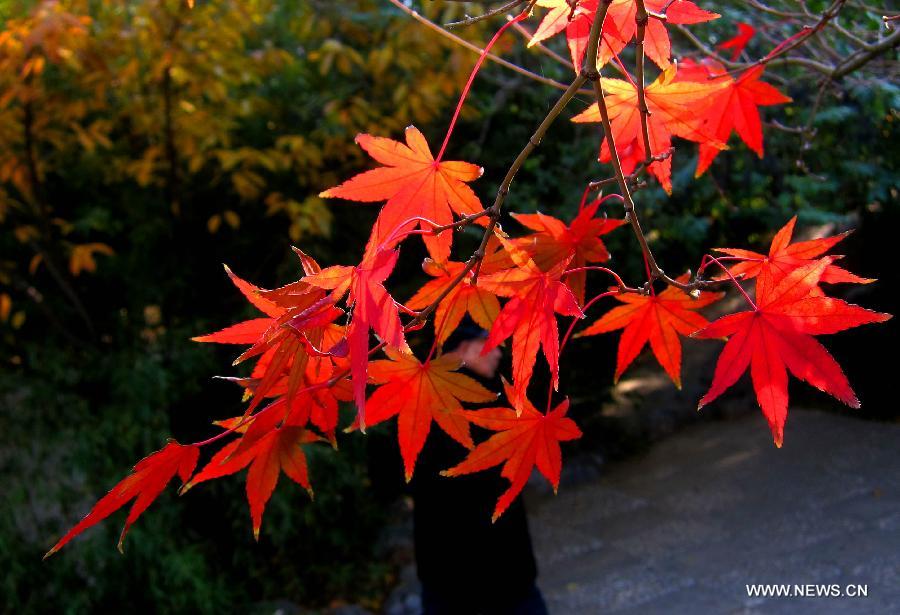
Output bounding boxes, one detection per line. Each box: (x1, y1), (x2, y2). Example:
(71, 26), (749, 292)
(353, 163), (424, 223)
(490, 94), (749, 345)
(530, 0), (719, 71)
(529, 4), (791, 192)
(45, 5), (891, 557)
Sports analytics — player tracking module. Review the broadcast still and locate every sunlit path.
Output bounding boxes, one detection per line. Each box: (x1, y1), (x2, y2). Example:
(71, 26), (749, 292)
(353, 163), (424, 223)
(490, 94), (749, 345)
(531, 410), (900, 614)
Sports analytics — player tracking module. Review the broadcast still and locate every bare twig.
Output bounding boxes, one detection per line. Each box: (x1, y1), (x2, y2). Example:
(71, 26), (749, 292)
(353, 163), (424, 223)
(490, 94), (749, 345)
(387, 0), (581, 93)
(445, 0), (529, 29)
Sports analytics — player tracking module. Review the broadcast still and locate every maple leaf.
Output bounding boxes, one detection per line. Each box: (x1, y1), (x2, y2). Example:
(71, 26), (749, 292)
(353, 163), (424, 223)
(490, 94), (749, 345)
(694, 64), (791, 176)
(361, 348), (497, 481)
(183, 422), (322, 539)
(529, 0), (717, 70)
(442, 381), (582, 521)
(577, 278), (723, 387)
(479, 234), (584, 398)
(45, 441), (199, 557)
(601, 0), (719, 69)
(192, 253), (345, 413)
(304, 247), (406, 427)
(406, 258), (501, 346)
(714, 216), (874, 289)
(228, 362), (346, 445)
(319, 125), (484, 263)
(512, 200), (627, 304)
(528, 0), (623, 71)
(694, 258), (890, 447)
(718, 22), (756, 61)
(572, 65), (729, 193)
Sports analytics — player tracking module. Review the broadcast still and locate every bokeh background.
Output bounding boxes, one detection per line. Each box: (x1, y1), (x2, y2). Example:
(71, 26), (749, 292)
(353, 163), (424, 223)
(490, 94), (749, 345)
(1, 1), (896, 612)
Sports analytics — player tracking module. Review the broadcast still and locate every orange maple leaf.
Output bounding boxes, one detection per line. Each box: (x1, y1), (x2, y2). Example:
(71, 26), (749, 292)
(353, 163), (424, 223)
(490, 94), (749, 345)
(183, 418), (322, 539)
(529, 0), (718, 70)
(479, 234), (583, 398)
(442, 381), (582, 521)
(192, 254), (345, 414)
(718, 22), (756, 61)
(577, 278), (723, 387)
(572, 65), (729, 193)
(361, 348), (497, 481)
(714, 216), (874, 289)
(304, 248), (406, 427)
(601, 0), (719, 69)
(406, 258), (501, 346)
(512, 200), (627, 305)
(528, 0), (623, 70)
(319, 126), (484, 263)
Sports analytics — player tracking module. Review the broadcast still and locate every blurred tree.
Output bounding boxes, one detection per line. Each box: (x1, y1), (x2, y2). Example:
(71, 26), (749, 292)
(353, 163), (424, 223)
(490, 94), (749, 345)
(0, 0), (487, 343)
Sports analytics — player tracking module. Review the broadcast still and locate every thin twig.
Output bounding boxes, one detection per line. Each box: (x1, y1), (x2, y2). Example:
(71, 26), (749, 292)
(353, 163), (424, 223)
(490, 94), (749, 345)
(387, 0), (578, 93)
(445, 0), (529, 29)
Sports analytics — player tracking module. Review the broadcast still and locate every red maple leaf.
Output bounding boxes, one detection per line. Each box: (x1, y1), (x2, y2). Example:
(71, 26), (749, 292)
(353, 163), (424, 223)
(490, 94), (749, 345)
(718, 22), (756, 61)
(442, 381), (582, 521)
(528, 0), (623, 70)
(479, 234), (584, 398)
(529, 0), (717, 70)
(601, 0), (719, 69)
(192, 253), (345, 413)
(304, 247), (407, 427)
(45, 441), (199, 557)
(694, 64), (791, 176)
(361, 348), (497, 480)
(406, 258), (501, 345)
(183, 415), (323, 539)
(714, 216), (874, 289)
(191, 264), (284, 345)
(694, 258), (891, 447)
(572, 65), (729, 193)
(577, 278), (723, 387)
(512, 200), (627, 304)
(319, 125), (484, 263)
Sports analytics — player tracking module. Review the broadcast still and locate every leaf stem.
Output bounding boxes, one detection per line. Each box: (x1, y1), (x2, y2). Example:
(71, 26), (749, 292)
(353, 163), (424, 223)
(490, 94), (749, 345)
(437, 11), (529, 161)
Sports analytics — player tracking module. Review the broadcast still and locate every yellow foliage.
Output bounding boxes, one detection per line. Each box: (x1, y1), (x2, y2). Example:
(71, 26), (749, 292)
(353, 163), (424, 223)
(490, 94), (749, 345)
(0, 293), (10, 322)
(0, 0), (490, 326)
(68, 242), (113, 276)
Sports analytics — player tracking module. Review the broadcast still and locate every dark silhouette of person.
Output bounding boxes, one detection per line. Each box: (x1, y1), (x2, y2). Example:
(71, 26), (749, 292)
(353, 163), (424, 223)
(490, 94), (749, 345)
(409, 321), (548, 615)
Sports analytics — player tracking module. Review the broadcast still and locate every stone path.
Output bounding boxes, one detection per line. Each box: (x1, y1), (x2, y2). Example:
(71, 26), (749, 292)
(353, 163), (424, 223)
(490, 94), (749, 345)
(529, 410), (900, 615)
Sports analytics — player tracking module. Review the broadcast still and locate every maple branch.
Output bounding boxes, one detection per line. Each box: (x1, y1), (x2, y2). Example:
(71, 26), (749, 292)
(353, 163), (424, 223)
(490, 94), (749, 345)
(190, 0), (614, 451)
(633, 0), (654, 164)
(444, 0), (530, 29)
(588, 40), (717, 294)
(469, 0), (610, 282)
(709, 0), (849, 78)
(830, 27), (900, 78)
(430, 207), (495, 233)
(563, 266), (640, 294)
(696, 255), (757, 310)
(192, 0), (878, 452)
(588, 148), (674, 191)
